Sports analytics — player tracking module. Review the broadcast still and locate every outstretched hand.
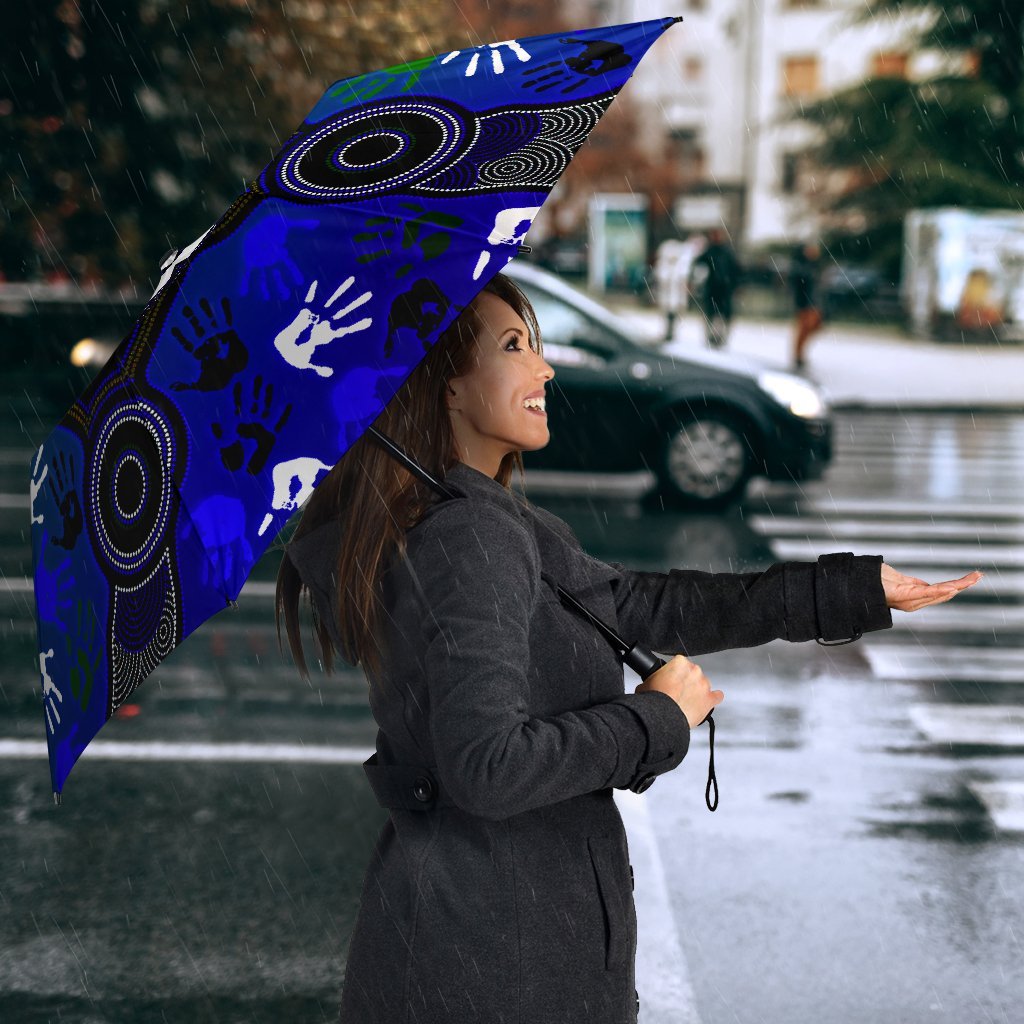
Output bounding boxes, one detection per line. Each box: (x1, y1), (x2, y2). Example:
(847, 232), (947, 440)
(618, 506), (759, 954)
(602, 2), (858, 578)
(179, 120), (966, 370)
(881, 563), (983, 612)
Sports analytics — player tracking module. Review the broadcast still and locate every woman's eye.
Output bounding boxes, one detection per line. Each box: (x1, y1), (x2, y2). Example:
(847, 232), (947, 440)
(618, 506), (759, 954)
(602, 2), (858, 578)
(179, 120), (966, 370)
(505, 337), (522, 351)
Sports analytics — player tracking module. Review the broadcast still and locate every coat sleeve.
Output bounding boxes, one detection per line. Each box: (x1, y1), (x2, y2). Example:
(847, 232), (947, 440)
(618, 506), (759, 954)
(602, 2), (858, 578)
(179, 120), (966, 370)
(409, 502), (691, 821)
(603, 553), (892, 657)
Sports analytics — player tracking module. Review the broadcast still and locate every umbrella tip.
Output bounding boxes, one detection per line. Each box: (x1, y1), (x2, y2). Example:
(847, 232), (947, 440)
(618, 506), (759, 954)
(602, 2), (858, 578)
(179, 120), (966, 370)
(518, 245), (532, 254)
(53, 791), (62, 807)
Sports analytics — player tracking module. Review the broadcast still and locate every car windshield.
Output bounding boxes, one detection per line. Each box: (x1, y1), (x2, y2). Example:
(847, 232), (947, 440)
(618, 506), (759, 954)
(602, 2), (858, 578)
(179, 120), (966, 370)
(510, 276), (640, 358)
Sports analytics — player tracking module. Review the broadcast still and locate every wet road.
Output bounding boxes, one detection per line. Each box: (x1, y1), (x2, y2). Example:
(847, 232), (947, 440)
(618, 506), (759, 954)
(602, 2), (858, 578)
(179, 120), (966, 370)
(1, 407), (1022, 1023)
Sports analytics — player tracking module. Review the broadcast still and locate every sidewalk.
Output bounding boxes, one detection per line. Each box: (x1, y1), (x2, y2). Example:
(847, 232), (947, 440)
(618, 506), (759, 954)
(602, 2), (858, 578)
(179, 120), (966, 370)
(605, 301), (1024, 411)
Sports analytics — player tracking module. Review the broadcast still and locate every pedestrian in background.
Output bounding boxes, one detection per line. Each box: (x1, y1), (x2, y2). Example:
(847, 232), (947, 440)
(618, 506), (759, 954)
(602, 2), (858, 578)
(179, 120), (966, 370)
(691, 227), (742, 349)
(790, 240), (824, 370)
(654, 236), (701, 341)
(277, 272), (982, 1024)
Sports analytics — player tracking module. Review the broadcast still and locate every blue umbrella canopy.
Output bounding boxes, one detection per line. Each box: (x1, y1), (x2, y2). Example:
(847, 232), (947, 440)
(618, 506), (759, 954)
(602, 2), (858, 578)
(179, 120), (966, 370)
(30, 15), (682, 799)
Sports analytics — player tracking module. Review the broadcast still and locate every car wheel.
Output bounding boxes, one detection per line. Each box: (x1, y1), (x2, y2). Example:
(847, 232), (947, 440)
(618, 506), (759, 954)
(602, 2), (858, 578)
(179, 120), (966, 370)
(655, 410), (754, 508)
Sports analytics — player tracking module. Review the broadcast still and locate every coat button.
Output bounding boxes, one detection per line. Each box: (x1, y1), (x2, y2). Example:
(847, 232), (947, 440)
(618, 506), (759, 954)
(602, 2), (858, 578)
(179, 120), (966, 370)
(412, 775), (435, 802)
(636, 989), (640, 1014)
(630, 773), (656, 794)
(629, 864), (634, 891)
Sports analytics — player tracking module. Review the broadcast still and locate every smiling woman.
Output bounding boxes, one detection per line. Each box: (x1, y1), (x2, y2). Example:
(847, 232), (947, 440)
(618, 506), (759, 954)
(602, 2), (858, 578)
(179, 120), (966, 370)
(274, 271), (977, 1024)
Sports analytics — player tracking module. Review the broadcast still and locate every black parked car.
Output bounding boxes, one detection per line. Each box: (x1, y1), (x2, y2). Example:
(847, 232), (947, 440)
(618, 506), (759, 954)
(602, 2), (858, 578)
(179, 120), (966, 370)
(505, 262), (833, 508)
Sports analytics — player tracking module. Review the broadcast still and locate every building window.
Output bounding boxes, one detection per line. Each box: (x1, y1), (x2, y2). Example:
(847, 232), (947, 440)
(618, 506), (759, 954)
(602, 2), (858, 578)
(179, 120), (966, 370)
(684, 56), (703, 82)
(669, 128), (706, 182)
(781, 56), (819, 98)
(781, 152), (799, 195)
(871, 51), (908, 79)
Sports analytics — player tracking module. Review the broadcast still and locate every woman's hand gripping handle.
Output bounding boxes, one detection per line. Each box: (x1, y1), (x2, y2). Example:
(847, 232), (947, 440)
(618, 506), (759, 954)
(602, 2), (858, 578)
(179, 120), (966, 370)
(626, 647), (724, 810)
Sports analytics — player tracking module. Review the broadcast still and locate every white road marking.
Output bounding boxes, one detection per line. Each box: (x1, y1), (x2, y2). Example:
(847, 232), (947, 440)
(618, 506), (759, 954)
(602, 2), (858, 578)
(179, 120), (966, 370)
(0, 739), (375, 763)
(967, 780), (1024, 833)
(864, 645), (1024, 684)
(794, 497), (1024, 519)
(885, 605), (1024, 633)
(767, 539), (1024, 568)
(616, 786), (702, 1024)
(748, 516), (1024, 542)
(908, 704), (1024, 748)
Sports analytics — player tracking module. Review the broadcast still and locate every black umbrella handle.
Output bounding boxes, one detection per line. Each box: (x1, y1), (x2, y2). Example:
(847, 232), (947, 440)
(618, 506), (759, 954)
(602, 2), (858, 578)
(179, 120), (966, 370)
(624, 642), (717, 812)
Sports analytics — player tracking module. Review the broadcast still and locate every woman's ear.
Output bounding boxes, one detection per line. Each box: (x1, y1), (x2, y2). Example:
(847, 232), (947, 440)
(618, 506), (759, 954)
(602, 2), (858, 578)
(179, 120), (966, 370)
(445, 378), (460, 412)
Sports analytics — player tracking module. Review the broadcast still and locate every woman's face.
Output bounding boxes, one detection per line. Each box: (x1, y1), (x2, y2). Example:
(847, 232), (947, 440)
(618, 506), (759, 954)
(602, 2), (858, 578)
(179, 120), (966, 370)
(446, 291), (555, 478)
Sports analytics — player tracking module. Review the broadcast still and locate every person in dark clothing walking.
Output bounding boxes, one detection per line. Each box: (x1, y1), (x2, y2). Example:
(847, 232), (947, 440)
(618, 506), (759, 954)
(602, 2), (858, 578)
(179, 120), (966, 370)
(691, 227), (742, 349)
(275, 271), (982, 1024)
(790, 241), (824, 370)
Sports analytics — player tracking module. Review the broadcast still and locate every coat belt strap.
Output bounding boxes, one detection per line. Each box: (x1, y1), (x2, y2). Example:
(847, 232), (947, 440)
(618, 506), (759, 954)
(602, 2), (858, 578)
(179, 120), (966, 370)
(363, 752), (456, 811)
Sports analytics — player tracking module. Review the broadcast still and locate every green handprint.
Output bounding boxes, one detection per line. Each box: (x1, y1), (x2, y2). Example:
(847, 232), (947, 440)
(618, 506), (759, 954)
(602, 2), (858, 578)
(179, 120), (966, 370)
(327, 56), (436, 106)
(355, 202), (464, 278)
(64, 598), (101, 712)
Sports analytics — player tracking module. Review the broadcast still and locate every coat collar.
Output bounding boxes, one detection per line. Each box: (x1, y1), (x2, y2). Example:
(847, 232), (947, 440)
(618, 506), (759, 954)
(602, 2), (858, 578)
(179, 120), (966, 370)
(440, 461), (624, 594)
(435, 460), (530, 520)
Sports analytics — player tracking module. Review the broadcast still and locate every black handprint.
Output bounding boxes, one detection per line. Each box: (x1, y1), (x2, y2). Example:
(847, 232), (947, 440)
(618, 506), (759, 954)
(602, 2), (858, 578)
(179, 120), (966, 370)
(48, 451), (83, 550)
(170, 296), (249, 392)
(522, 37), (632, 94)
(384, 279), (460, 359)
(211, 375), (293, 475)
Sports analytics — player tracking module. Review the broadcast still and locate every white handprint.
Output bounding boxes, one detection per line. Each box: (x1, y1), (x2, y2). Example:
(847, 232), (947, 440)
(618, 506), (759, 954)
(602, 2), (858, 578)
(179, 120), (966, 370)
(151, 225), (214, 300)
(473, 206), (541, 281)
(274, 277), (374, 378)
(30, 445), (48, 527)
(40, 647), (62, 735)
(440, 40), (532, 77)
(258, 456), (333, 536)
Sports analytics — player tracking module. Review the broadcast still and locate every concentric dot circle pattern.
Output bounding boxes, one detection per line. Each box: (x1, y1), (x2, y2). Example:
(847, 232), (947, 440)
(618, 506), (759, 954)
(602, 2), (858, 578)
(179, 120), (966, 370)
(269, 100), (472, 200)
(419, 98), (613, 194)
(91, 400), (177, 576)
(109, 551), (179, 713)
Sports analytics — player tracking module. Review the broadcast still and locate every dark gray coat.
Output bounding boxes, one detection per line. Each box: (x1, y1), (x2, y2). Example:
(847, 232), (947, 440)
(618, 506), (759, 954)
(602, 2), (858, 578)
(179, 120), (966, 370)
(286, 460), (892, 1024)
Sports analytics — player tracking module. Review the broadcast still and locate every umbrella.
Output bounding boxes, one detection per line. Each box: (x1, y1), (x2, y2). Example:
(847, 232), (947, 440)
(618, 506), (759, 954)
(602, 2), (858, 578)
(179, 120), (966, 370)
(30, 14), (684, 802)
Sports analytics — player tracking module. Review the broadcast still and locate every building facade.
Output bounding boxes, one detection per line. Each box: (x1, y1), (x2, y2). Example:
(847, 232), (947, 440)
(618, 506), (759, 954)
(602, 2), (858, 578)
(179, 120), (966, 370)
(612, 0), (933, 251)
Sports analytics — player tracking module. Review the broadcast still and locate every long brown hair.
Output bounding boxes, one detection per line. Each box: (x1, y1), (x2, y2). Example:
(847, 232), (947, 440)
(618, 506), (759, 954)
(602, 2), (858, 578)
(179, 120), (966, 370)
(274, 272), (543, 683)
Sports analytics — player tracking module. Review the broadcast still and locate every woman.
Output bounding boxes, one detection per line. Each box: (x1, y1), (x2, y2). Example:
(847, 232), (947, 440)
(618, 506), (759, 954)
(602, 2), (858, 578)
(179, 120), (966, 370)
(790, 241), (824, 370)
(277, 272), (980, 1023)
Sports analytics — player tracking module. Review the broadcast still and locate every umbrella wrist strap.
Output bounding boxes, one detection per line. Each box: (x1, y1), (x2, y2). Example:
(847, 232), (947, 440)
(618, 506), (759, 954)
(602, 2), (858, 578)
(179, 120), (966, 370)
(705, 714), (718, 812)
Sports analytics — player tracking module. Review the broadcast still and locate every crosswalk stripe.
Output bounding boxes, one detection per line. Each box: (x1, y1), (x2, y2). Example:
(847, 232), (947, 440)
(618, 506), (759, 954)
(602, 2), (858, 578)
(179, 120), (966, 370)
(795, 497), (1024, 519)
(967, 781), (1024, 833)
(908, 704), (1024, 747)
(768, 539), (1024, 567)
(0, 738), (376, 763)
(885, 605), (1024, 633)
(864, 645), (1024, 683)
(748, 516), (1024, 542)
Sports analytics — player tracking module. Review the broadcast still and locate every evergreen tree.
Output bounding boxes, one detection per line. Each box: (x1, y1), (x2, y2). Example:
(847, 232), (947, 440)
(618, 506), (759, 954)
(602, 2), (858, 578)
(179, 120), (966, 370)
(788, 0), (1024, 277)
(0, 0), (461, 290)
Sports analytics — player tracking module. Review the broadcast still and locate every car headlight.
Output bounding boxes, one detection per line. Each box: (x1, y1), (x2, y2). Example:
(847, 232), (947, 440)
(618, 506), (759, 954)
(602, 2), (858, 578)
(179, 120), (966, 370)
(757, 371), (829, 419)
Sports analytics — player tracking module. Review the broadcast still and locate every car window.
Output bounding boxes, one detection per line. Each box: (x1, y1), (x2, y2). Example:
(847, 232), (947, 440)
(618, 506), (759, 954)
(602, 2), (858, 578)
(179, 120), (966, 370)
(519, 286), (621, 360)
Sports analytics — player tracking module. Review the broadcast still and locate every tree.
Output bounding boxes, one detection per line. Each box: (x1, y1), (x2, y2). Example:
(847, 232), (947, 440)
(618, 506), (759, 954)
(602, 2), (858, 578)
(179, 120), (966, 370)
(787, 0), (1024, 277)
(0, 0), (465, 289)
